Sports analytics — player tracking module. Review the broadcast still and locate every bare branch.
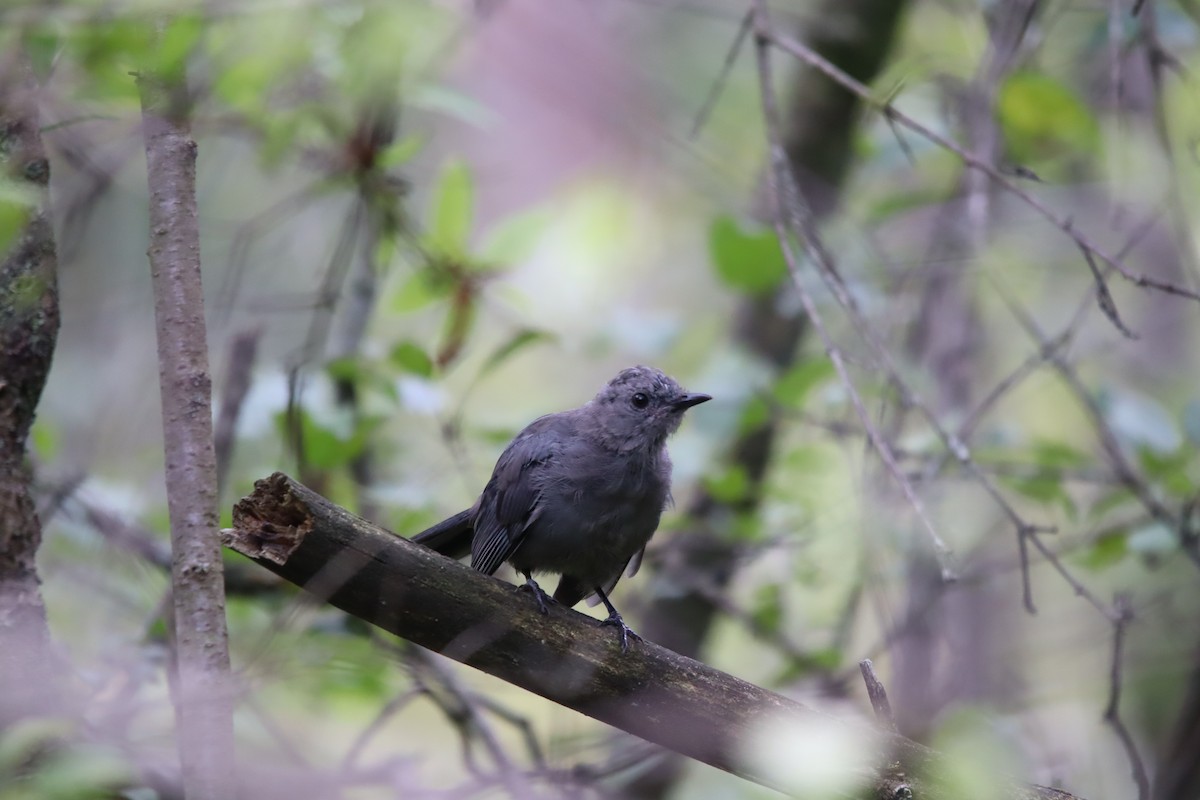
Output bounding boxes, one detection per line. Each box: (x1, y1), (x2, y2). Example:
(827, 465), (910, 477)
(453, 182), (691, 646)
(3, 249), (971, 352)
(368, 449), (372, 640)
(763, 28), (1200, 309)
(689, 7), (753, 139)
(1102, 595), (1150, 800)
(750, 5), (1140, 622)
(750, 0), (955, 577)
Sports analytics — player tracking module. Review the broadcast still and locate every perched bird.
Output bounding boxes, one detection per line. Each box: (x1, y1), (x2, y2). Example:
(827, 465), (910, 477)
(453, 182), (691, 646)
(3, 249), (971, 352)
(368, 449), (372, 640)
(411, 366), (710, 650)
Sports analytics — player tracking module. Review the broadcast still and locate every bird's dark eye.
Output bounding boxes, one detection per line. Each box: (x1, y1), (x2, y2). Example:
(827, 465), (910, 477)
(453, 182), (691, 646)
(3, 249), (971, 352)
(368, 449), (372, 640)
(631, 392), (650, 409)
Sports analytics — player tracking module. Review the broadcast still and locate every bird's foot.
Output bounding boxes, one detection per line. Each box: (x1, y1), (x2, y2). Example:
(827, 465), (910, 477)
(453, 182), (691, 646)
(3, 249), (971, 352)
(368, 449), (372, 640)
(519, 578), (555, 615)
(600, 612), (643, 653)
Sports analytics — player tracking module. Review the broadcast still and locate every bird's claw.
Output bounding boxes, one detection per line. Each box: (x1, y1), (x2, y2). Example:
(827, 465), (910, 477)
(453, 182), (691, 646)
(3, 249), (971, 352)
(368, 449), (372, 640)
(519, 578), (554, 615)
(600, 612), (642, 653)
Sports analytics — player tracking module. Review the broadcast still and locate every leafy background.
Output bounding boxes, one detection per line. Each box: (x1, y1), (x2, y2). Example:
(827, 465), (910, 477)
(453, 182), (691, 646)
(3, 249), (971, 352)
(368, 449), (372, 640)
(4, 1), (1200, 798)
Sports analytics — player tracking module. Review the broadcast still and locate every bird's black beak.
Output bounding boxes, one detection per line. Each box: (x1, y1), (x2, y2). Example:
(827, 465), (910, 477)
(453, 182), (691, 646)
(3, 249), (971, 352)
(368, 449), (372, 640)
(672, 392), (712, 410)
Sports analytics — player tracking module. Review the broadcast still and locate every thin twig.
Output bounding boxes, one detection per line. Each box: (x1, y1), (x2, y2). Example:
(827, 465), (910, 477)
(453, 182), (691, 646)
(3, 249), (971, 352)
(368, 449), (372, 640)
(751, 6), (1144, 620)
(340, 688), (422, 772)
(1103, 594), (1150, 800)
(405, 646), (539, 796)
(763, 27), (1200, 308)
(1138, 0), (1200, 288)
(689, 7), (753, 139)
(953, 207), (1159, 453)
(751, 0), (955, 577)
(994, 284), (1183, 542)
(1077, 241), (1138, 339)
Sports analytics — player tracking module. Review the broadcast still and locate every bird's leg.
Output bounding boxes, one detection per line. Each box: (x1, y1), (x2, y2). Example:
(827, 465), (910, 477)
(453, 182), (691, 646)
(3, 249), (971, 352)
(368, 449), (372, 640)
(594, 587), (642, 653)
(518, 571), (554, 615)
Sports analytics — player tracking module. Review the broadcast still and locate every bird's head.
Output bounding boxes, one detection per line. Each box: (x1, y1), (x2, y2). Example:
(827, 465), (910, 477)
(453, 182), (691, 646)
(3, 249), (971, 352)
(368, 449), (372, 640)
(587, 366), (710, 452)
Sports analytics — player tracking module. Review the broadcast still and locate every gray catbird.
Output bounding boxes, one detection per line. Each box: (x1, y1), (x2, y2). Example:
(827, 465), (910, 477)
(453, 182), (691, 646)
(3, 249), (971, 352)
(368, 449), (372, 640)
(411, 365), (710, 650)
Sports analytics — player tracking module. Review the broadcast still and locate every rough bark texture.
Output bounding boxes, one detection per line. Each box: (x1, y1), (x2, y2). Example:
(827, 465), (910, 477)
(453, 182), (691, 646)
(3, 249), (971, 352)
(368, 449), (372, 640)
(223, 472), (1086, 800)
(137, 73), (236, 798)
(631, 2), (910, 794)
(0, 51), (64, 724)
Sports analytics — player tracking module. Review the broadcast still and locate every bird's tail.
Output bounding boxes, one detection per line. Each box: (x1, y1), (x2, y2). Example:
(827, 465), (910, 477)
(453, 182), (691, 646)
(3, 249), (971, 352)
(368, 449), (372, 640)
(410, 509), (473, 559)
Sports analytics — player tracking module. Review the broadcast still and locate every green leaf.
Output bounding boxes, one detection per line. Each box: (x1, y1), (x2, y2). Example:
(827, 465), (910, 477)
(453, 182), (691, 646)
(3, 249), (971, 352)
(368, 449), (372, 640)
(929, 711), (1016, 800)
(998, 72), (1099, 163)
(1089, 487), (1135, 520)
(704, 464), (750, 504)
(730, 510), (762, 541)
(156, 14), (203, 81)
(390, 269), (453, 312)
(1137, 446), (1195, 498)
(773, 647), (842, 684)
(275, 409), (363, 470)
(389, 341), (434, 377)
(0, 199), (30, 256)
(773, 359), (834, 408)
(479, 208), (550, 266)
(325, 356), (361, 385)
(325, 358), (399, 403)
(69, 17), (155, 103)
(31, 420), (59, 460)
(1028, 439), (1090, 469)
(708, 215), (787, 294)
(426, 159), (473, 258)
(0, 717), (72, 772)
(1004, 471), (1076, 517)
(737, 395), (771, 435)
(378, 135), (424, 168)
(477, 329), (554, 380)
(31, 746), (132, 797)
(751, 583), (783, 635)
(1077, 530), (1128, 571)
(23, 29), (60, 79)
(476, 426), (522, 447)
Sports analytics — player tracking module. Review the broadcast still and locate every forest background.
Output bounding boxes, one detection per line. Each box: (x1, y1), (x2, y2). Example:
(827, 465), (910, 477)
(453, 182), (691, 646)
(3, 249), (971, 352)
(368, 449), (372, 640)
(2, 1), (1199, 799)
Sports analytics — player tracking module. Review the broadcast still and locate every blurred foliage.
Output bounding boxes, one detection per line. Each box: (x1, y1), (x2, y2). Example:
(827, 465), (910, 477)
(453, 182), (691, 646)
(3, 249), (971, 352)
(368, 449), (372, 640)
(4, 0), (1200, 798)
(708, 215), (787, 294)
(998, 71), (1100, 174)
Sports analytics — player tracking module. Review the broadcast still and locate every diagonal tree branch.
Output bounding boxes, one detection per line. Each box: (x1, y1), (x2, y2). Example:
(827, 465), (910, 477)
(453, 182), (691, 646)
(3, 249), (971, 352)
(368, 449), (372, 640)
(222, 471), (1087, 800)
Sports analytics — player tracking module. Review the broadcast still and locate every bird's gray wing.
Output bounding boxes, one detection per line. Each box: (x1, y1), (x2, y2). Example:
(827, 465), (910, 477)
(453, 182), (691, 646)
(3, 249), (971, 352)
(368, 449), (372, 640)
(470, 414), (565, 576)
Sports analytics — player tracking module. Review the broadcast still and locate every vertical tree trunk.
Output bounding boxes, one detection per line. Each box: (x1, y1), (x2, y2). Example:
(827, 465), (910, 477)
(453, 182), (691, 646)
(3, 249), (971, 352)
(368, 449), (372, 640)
(137, 71), (236, 798)
(0, 51), (64, 725)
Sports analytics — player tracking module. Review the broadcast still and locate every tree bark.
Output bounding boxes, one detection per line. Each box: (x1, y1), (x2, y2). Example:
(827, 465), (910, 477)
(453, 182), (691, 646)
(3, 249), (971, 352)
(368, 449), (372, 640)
(137, 70), (236, 798)
(223, 472), (1086, 800)
(0, 50), (65, 724)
